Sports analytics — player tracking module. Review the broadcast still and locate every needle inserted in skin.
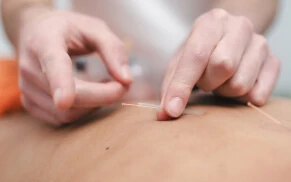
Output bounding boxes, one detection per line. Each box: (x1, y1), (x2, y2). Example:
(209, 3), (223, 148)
(121, 103), (160, 110)
(247, 102), (281, 125)
(138, 102), (162, 109)
(123, 102), (281, 124)
(122, 102), (205, 116)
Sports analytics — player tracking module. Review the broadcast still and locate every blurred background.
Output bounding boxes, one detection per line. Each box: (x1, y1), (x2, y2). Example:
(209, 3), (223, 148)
(0, 0), (289, 97)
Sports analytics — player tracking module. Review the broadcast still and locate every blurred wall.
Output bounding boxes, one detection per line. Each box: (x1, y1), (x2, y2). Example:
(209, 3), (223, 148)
(0, 1), (13, 57)
(266, 0), (291, 97)
(0, 0), (289, 97)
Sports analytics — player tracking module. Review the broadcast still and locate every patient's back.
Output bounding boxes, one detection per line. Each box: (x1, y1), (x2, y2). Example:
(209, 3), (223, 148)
(0, 95), (291, 182)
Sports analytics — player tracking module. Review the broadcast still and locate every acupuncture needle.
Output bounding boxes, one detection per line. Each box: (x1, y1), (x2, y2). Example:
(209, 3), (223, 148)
(122, 102), (282, 124)
(247, 102), (281, 125)
(122, 102), (205, 116)
(138, 102), (205, 115)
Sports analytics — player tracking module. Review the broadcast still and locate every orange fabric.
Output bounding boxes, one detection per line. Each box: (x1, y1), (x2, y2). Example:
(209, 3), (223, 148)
(0, 59), (22, 115)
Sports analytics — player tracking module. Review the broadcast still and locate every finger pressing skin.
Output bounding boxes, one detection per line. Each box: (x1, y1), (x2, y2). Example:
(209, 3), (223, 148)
(29, 33), (75, 110)
(77, 17), (132, 85)
(239, 54), (280, 106)
(160, 48), (183, 106)
(157, 49), (183, 121)
(197, 15), (253, 91)
(74, 78), (128, 107)
(214, 34), (268, 97)
(160, 9), (226, 118)
(21, 95), (59, 126)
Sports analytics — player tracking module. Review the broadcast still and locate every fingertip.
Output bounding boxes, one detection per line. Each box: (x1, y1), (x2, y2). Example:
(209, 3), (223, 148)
(165, 97), (185, 118)
(53, 88), (75, 110)
(121, 65), (133, 85)
(157, 110), (172, 121)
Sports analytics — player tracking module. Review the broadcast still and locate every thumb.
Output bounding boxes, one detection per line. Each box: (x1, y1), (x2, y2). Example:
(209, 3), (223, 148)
(35, 38), (75, 110)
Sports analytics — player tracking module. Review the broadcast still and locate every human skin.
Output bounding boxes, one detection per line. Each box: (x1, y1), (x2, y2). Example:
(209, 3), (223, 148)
(158, 0), (280, 120)
(0, 95), (291, 181)
(2, 0), (280, 124)
(2, 1), (133, 126)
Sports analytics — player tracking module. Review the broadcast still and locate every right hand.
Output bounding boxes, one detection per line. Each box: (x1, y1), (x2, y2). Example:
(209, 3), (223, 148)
(18, 7), (132, 126)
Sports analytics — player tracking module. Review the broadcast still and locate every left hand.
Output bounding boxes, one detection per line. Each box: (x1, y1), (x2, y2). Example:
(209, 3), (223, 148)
(158, 9), (280, 120)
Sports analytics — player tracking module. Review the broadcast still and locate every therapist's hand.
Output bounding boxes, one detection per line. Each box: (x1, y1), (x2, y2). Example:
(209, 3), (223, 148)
(18, 8), (132, 126)
(158, 9), (280, 120)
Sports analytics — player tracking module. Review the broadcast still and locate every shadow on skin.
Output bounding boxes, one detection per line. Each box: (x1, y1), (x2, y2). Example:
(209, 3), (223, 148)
(64, 92), (243, 129)
(61, 105), (119, 130)
(188, 92), (243, 108)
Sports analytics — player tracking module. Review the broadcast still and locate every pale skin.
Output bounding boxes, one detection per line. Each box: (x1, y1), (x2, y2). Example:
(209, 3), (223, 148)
(2, 0), (280, 125)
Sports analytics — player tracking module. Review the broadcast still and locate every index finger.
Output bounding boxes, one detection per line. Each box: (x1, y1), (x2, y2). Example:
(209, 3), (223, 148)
(73, 78), (128, 107)
(160, 10), (226, 118)
(30, 33), (75, 110)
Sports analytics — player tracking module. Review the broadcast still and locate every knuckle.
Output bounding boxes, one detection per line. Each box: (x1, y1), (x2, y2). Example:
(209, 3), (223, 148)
(255, 35), (268, 52)
(194, 13), (206, 25)
(211, 56), (236, 76)
(237, 16), (253, 32)
(228, 78), (250, 96)
(195, 8), (228, 27)
(193, 47), (209, 63)
(210, 8), (228, 20)
(194, 16), (206, 27)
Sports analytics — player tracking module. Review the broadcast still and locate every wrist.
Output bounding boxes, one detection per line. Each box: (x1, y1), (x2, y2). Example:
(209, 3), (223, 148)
(2, 0), (54, 44)
(14, 5), (54, 50)
(19, 5), (53, 28)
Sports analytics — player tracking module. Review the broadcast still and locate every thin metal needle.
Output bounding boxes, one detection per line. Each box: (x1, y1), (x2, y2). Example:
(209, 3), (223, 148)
(122, 102), (205, 116)
(247, 102), (281, 125)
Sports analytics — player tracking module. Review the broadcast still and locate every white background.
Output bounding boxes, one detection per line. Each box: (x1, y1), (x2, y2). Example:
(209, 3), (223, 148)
(0, 0), (289, 97)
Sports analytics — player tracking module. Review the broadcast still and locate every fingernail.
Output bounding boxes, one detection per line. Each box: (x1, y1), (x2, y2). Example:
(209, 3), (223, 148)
(166, 97), (184, 117)
(122, 65), (132, 82)
(53, 88), (63, 106)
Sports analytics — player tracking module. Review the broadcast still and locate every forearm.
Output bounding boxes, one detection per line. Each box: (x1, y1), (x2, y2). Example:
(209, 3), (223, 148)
(212, 0), (279, 34)
(1, 0), (52, 46)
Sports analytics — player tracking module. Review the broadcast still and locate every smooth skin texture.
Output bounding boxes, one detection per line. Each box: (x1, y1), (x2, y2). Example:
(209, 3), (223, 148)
(158, 8), (280, 120)
(2, 2), (132, 126)
(2, 0), (279, 124)
(1, 95), (291, 181)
